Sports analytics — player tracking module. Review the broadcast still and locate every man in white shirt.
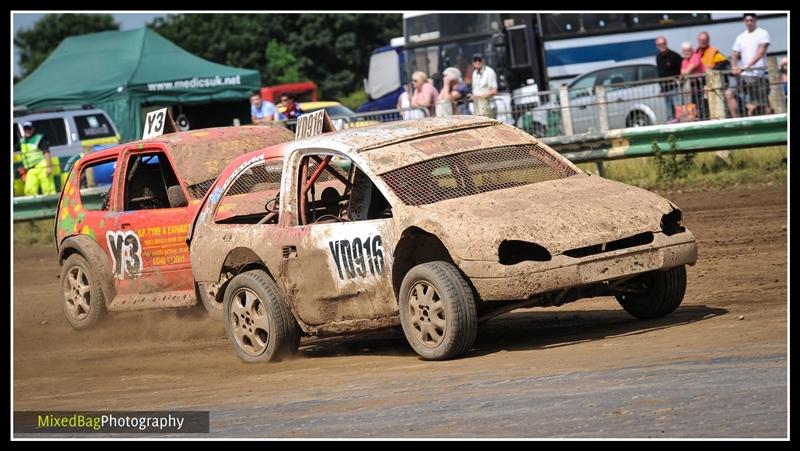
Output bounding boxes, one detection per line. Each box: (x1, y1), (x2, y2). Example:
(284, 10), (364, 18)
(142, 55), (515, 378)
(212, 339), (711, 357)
(729, 13), (771, 116)
(470, 53), (498, 117)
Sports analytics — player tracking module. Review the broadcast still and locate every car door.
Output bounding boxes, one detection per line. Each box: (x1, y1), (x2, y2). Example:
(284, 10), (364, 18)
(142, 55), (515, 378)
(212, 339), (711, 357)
(277, 151), (398, 326)
(106, 145), (195, 302)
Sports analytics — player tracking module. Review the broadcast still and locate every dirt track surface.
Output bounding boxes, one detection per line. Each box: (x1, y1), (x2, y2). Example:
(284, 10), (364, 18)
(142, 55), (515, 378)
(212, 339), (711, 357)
(13, 186), (787, 438)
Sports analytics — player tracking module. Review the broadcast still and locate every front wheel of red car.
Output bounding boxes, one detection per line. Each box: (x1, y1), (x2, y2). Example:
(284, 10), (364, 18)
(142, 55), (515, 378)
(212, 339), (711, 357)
(60, 254), (106, 330)
(616, 265), (687, 319)
(223, 270), (300, 363)
(399, 261), (477, 361)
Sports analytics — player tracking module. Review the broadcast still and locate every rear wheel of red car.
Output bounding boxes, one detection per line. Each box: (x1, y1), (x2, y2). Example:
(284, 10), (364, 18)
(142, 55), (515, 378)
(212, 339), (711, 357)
(399, 261), (477, 361)
(60, 254), (106, 330)
(223, 270), (300, 363)
(616, 265), (687, 319)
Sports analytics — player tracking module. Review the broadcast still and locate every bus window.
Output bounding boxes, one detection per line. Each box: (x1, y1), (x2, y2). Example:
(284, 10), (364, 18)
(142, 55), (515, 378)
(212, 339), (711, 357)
(580, 14), (627, 33)
(542, 14), (582, 38)
(628, 13), (711, 29)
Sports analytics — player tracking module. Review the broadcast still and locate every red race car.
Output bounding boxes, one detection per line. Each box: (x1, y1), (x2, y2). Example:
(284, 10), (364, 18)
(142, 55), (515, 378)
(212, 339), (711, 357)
(55, 125), (294, 330)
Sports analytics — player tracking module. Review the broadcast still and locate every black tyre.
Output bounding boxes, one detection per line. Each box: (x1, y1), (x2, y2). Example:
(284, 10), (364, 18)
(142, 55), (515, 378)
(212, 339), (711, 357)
(223, 270), (300, 363)
(626, 111), (652, 127)
(616, 265), (687, 319)
(399, 261), (477, 360)
(60, 254), (106, 330)
(197, 284), (223, 319)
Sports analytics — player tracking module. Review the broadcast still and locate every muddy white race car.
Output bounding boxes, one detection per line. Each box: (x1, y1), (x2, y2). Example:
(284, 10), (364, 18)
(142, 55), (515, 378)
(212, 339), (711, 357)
(188, 115), (698, 361)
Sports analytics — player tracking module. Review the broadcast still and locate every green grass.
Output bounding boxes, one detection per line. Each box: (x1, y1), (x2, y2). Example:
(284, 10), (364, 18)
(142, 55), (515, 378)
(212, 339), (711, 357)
(14, 218), (55, 246)
(577, 145), (787, 191)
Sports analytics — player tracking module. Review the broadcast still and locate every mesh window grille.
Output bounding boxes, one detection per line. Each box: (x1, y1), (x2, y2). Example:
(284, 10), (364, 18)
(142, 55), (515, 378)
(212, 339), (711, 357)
(187, 179), (215, 199)
(381, 144), (578, 206)
(225, 162), (284, 196)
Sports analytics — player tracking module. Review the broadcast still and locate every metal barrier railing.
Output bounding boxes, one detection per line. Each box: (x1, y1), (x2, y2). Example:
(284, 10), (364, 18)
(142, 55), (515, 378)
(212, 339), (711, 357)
(506, 65), (786, 139)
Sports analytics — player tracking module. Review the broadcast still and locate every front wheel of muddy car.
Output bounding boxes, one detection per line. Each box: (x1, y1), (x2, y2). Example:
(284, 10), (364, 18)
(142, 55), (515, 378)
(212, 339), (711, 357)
(399, 261), (477, 360)
(616, 265), (687, 319)
(60, 254), (106, 330)
(223, 270), (300, 363)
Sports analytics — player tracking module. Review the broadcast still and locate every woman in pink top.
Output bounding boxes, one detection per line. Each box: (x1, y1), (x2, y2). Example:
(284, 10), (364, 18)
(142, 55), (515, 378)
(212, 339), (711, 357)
(410, 71), (438, 117)
(681, 42), (706, 75)
(679, 42), (707, 121)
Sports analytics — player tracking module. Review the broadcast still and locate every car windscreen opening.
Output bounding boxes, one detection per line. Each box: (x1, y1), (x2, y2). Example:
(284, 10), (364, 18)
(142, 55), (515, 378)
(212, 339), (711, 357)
(381, 144), (578, 206)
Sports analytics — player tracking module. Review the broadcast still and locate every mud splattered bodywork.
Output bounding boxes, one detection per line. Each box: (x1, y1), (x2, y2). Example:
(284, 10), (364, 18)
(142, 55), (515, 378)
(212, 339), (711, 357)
(55, 126), (295, 315)
(189, 116), (698, 337)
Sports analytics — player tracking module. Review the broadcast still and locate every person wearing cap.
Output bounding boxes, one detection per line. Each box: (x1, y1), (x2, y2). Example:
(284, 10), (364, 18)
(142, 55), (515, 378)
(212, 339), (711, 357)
(470, 53), (498, 117)
(729, 13), (771, 116)
(17, 122), (56, 196)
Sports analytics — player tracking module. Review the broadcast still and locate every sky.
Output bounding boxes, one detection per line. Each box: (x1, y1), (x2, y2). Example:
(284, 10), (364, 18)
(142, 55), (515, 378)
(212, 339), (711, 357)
(12, 13), (168, 77)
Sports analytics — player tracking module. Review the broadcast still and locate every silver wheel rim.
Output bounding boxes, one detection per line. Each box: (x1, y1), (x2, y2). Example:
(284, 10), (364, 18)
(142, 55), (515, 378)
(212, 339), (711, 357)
(64, 266), (91, 321)
(408, 281), (446, 348)
(64, 266), (92, 321)
(230, 288), (271, 357)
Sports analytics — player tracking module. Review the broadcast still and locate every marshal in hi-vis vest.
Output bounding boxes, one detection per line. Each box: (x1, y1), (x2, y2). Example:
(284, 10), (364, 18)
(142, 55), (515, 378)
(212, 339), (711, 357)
(19, 133), (47, 169)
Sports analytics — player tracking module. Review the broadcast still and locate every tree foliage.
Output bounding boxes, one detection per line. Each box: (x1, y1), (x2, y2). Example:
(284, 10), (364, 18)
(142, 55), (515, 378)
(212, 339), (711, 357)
(149, 13), (401, 100)
(265, 39), (300, 85)
(14, 14), (119, 78)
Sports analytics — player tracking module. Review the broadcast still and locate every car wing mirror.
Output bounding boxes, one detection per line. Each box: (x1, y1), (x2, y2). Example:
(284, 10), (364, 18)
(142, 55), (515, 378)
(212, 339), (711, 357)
(167, 185), (188, 208)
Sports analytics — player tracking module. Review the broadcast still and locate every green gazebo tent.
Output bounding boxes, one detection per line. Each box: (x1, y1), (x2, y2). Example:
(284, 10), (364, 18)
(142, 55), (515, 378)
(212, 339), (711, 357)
(14, 27), (261, 141)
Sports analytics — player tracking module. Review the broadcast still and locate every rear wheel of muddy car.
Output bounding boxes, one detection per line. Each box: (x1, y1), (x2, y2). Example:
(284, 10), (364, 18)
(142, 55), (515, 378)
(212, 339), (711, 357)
(616, 265), (687, 319)
(60, 254), (106, 330)
(399, 261), (477, 361)
(223, 270), (300, 363)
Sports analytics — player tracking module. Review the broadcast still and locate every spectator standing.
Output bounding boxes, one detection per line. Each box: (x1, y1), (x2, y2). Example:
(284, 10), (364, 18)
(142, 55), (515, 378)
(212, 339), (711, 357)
(250, 91), (279, 124)
(470, 53), (498, 117)
(680, 41), (707, 121)
(655, 36), (682, 122)
(697, 32), (730, 70)
(780, 57), (787, 95)
(397, 83), (412, 118)
(729, 13), (771, 116)
(453, 76), (472, 115)
(435, 67), (465, 116)
(16, 121), (56, 196)
(397, 83), (424, 119)
(410, 71), (438, 116)
(279, 92), (303, 120)
(697, 31), (738, 118)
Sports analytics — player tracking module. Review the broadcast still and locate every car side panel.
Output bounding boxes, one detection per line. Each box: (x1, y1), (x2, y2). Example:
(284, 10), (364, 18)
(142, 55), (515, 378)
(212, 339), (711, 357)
(275, 219), (398, 330)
